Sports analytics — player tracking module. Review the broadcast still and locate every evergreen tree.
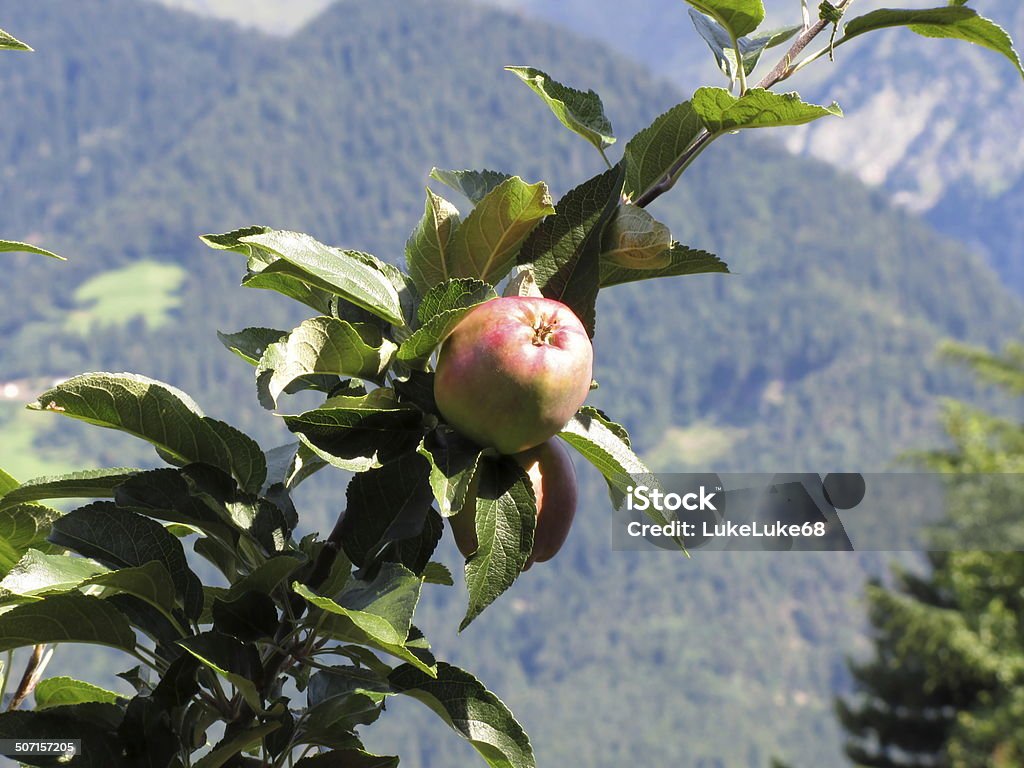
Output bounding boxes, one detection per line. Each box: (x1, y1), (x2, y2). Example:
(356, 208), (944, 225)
(838, 342), (1024, 768)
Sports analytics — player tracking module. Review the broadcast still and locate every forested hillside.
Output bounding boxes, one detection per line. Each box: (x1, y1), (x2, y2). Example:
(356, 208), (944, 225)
(2, 0), (1021, 764)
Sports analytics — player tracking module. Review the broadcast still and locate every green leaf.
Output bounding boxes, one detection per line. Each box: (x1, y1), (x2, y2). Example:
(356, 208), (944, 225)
(600, 241), (729, 287)
(294, 563), (434, 675)
(240, 230), (405, 326)
(50, 503), (204, 619)
(448, 177), (554, 285)
(460, 455), (536, 631)
(0, 238), (61, 258)
(85, 561), (181, 625)
(505, 66), (615, 151)
(0, 467), (17, 496)
(0, 28), (32, 51)
(200, 225), (271, 253)
(34, 677), (122, 709)
(283, 390), (426, 472)
(693, 87), (842, 133)
(296, 749), (399, 768)
(228, 554), (305, 599)
(389, 662), (536, 768)
(29, 373), (266, 494)
(217, 327), (288, 365)
(841, 7), (1023, 78)
(0, 549), (108, 596)
(430, 168), (513, 205)
(682, 0), (765, 38)
(690, 10), (799, 81)
(178, 632), (263, 712)
(0, 468), (139, 511)
(0, 593), (136, 652)
(212, 590), (278, 641)
(623, 101), (703, 203)
(601, 205), (673, 270)
(336, 453), (438, 570)
(406, 189), (462, 295)
(519, 165), (624, 337)
(399, 279), (497, 369)
(559, 408), (674, 530)
(422, 561), (454, 586)
(256, 318), (397, 409)
(418, 427), (482, 517)
(242, 259), (335, 315)
(194, 723), (281, 768)
(0, 504), (61, 577)
(304, 665), (391, 738)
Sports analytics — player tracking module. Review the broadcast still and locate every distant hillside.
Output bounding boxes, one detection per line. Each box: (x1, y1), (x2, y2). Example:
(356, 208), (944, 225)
(2, 1), (1021, 765)
(153, 0), (1024, 292)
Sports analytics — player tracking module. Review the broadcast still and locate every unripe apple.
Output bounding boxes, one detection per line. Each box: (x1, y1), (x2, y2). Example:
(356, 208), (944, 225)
(450, 438), (578, 569)
(433, 296), (593, 455)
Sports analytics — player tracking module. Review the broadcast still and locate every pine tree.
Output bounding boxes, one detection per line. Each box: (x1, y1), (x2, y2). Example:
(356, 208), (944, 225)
(838, 342), (1024, 768)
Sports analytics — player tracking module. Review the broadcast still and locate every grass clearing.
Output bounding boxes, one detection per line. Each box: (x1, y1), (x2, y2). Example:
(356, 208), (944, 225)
(0, 402), (89, 481)
(67, 260), (186, 332)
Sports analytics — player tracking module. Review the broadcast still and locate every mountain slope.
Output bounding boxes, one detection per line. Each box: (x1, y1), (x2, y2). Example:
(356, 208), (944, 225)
(1, 1), (1021, 765)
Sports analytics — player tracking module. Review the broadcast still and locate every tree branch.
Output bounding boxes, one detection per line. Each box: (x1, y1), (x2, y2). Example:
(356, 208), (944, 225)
(7, 645), (51, 711)
(635, 0), (854, 209)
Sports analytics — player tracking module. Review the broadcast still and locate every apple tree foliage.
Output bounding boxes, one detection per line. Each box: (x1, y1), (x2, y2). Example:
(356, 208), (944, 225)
(0, 2), (1020, 766)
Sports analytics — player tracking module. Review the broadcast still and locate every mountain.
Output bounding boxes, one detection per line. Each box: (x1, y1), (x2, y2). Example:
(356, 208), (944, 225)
(150, 0), (1024, 293)
(2, 0), (1021, 765)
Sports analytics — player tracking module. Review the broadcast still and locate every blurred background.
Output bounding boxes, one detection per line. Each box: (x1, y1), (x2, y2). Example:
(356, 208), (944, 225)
(1, 0), (1022, 765)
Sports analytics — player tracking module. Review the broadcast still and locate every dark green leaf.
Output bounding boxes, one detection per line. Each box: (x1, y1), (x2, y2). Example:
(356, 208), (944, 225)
(448, 177), (554, 285)
(305, 665), (391, 736)
(256, 318), (397, 409)
(430, 168), (513, 205)
(422, 561), (454, 586)
(519, 165), (624, 336)
(34, 677), (122, 709)
(693, 87), (843, 133)
(115, 467), (238, 544)
(242, 259), (335, 315)
(0, 504), (61, 577)
(29, 373), (266, 494)
(50, 503), (204, 619)
(690, 10), (799, 81)
(284, 390), (426, 472)
(0, 239), (61, 257)
(0, 28), (32, 52)
(212, 590), (278, 641)
(841, 7), (1023, 77)
(394, 370), (440, 416)
(389, 662), (536, 768)
(240, 230), (405, 326)
(228, 554), (306, 599)
(600, 241), (729, 287)
(338, 452), (437, 570)
(505, 66), (615, 151)
(178, 632), (263, 712)
(406, 189), (462, 294)
(194, 723), (281, 768)
(217, 327), (288, 365)
(460, 455), (536, 631)
(682, 0), (765, 37)
(623, 101), (703, 203)
(399, 279), (496, 369)
(84, 560), (183, 627)
(294, 562), (433, 674)
(418, 427), (481, 517)
(0, 593), (136, 652)
(0, 468), (139, 511)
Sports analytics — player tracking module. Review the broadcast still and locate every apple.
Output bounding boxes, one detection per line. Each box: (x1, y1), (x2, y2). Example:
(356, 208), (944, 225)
(433, 296), (593, 455)
(450, 438), (578, 569)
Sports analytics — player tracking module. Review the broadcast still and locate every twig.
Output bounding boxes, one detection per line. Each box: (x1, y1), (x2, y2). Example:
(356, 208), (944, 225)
(7, 645), (52, 711)
(635, 0), (854, 209)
